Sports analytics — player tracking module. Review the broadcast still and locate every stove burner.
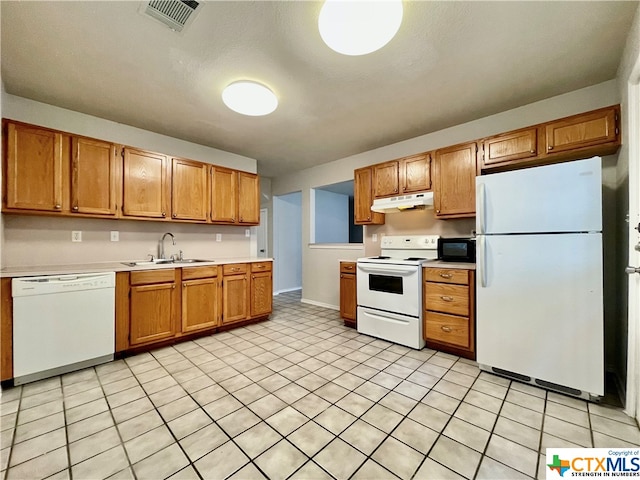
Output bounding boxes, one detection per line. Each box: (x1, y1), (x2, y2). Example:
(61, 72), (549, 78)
(405, 257), (427, 261)
(371, 256), (391, 259)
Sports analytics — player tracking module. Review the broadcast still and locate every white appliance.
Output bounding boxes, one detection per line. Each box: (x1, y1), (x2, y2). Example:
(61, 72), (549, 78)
(476, 157), (603, 400)
(357, 235), (439, 349)
(371, 192), (434, 213)
(12, 272), (116, 385)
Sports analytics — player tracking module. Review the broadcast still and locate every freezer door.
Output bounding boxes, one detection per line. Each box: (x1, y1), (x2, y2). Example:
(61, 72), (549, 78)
(476, 233), (603, 396)
(476, 157), (602, 234)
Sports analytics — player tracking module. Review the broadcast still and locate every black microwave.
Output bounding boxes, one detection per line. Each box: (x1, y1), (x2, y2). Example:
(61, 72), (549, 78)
(437, 237), (476, 263)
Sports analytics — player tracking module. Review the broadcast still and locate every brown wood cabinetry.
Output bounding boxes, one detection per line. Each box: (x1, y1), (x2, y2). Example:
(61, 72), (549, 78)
(181, 266), (220, 333)
(211, 166), (237, 223)
(72, 137), (119, 216)
(122, 147), (170, 219)
(238, 172), (260, 224)
(250, 262), (272, 318)
(423, 267), (475, 359)
(172, 158), (208, 222)
(129, 269), (178, 346)
(433, 142), (477, 218)
(222, 263), (249, 324)
(339, 261), (357, 327)
(354, 167), (385, 225)
(373, 161), (399, 198)
(544, 106), (618, 155)
(4, 122), (66, 213)
(401, 153), (431, 193)
(481, 128), (538, 168)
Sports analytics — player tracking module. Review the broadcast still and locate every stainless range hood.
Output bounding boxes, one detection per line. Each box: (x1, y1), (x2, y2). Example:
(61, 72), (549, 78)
(371, 192), (434, 213)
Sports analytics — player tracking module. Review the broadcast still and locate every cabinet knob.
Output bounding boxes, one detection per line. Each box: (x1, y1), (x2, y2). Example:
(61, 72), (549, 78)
(548, 145), (553, 150)
(394, 188), (398, 193)
(436, 209), (441, 214)
(240, 217), (243, 222)
(441, 326), (452, 332)
(162, 211), (166, 217)
(367, 216), (371, 221)
(530, 150), (535, 154)
(72, 205), (79, 211)
(172, 284), (176, 289)
(54, 204), (62, 210)
(183, 283), (186, 288)
(340, 274), (344, 278)
(172, 213), (177, 218)
(252, 275), (255, 279)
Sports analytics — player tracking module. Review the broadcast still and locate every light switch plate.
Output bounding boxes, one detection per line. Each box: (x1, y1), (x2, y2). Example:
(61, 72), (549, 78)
(245, 229), (250, 238)
(110, 231), (119, 242)
(372, 234), (378, 242)
(216, 233), (222, 242)
(72, 231), (82, 242)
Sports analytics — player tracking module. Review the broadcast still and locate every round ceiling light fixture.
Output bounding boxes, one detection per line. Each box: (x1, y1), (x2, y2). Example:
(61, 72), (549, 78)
(222, 81), (278, 116)
(318, 0), (403, 56)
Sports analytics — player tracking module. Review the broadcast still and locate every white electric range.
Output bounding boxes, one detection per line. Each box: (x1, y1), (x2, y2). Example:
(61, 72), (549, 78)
(356, 235), (439, 349)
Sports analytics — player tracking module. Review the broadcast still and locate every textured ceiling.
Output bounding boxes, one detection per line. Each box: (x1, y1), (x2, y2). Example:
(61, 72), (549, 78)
(1, 1), (637, 177)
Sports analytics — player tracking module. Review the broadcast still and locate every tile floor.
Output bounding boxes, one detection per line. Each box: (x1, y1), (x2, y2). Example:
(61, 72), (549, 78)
(1, 291), (639, 480)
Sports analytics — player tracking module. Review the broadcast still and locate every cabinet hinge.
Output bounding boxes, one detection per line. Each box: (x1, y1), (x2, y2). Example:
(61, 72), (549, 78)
(616, 127), (619, 135)
(121, 148), (125, 159)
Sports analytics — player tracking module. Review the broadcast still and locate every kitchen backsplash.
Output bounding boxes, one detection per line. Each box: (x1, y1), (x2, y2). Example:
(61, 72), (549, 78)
(1, 215), (254, 268)
(364, 208), (475, 256)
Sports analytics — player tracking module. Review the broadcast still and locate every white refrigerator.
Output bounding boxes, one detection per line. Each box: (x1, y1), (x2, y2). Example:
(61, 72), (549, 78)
(476, 157), (604, 399)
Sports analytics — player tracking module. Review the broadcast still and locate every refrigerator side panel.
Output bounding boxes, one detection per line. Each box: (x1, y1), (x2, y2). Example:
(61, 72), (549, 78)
(476, 157), (602, 234)
(476, 233), (603, 396)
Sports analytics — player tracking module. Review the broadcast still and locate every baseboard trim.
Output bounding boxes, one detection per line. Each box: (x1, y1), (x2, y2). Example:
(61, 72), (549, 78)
(300, 298), (339, 311)
(274, 287), (302, 296)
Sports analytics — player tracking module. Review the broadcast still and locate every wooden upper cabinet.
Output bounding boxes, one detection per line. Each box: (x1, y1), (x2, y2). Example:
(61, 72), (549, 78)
(71, 137), (118, 216)
(171, 158), (208, 222)
(401, 153), (431, 193)
(545, 106), (618, 155)
(433, 142), (477, 218)
(238, 172), (260, 225)
(354, 167), (385, 225)
(211, 166), (237, 223)
(481, 128), (537, 168)
(373, 161), (399, 198)
(5, 122), (65, 212)
(122, 147), (170, 219)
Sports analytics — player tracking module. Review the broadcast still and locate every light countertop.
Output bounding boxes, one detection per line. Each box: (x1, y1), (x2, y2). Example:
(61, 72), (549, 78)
(423, 260), (476, 270)
(1, 257), (273, 278)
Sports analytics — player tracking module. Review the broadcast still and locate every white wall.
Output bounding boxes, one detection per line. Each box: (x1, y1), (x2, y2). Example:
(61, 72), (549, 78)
(273, 192), (302, 293)
(313, 189), (349, 244)
(272, 80), (620, 310)
(1, 94), (260, 268)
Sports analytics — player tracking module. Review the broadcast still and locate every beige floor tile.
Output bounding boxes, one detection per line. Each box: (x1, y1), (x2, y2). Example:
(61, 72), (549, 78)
(394, 380), (429, 401)
(493, 416), (541, 450)
(289, 460), (332, 480)
(202, 394), (243, 420)
(9, 427), (66, 467)
(132, 443), (189, 479)
(111, 397), (154, 424)
(464, 390), (503, 414)
(362, 404), (403, 433)
(158, 396), (199, 422)
(454, 402), (497, 431)
(485, 434), (538, 477)
(314, 406), (356, 435)
(379, 391), (418, 416)
(6, 446), (67, 480)
(392, 418), (439, 454)
(505, 389), (545, 413)
(69, 426), (121, 466)
(499, 401), (543, 429)
(116, 409), (163, 442)
(17, 400), (63, 425)
(422, 390), (460, 415)
(340, 419), (387, 456)
(429, 436), (482, 479)
(248, 393), (288, 419)
(314, 382), (350, 403)
(314, 438), (366, 479)
(255, 439), (307, 480)
(476, 456), (532, 479)
(443, 417), (491, 453)
(166, 464), (201, 480)
(414, 458), (466, 480)
(194, 441), (249, 479)
(408, 403), (450, 432)
(589, 403), (637, 424)
(352, 459), (400, 480)
(589, 414), (640, 445)
(65, 397), (109, 424)
(71, 445), (128, 480)
(543, 415), (592, 447)
(124, 424), (174, 463)
(288, 421), (334, 457)
(545, 401), (590, 427)
(167, 408), (212, 440)
(179, 423), (228, 461)
(471, 379), (509, 399)
(218, 407), (261, 437)
(14, 411), (65, 444)
(266, 406), (308, 436)
(227, 462), (268, 480)
(234, 422), (282, 459)
(372, 436), (424, 479)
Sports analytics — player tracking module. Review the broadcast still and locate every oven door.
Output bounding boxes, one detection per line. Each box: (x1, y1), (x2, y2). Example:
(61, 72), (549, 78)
(356, 262), (421, 317)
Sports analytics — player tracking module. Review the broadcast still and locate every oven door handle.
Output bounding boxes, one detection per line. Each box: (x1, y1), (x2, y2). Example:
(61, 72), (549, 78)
(357, 265), (418, 276)
(362, 310), (410, 325)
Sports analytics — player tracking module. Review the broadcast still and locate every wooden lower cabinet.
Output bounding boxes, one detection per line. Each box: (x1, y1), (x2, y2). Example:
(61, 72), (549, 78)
(423, 267), (475, 359)
(250, 262), (273, 318)
(129, 269), (178, 346)
(222, 267), (249, 325)
(339, 261), (357, 327)
(181, 266), (220, 333)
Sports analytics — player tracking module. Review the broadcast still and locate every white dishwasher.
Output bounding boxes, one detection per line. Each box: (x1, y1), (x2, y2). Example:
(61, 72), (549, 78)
(12, 272), (115, 385)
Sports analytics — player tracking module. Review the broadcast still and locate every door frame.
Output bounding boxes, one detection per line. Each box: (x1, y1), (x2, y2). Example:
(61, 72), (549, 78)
(257, 207), (268, 258)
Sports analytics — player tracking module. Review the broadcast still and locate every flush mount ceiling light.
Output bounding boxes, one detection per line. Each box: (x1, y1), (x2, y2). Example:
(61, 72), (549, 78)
(222, 81), (278, 116)
(318, 0), (403, 56)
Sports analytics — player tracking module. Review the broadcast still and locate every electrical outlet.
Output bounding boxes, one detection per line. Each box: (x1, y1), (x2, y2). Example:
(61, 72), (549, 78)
(110, 231), (119, 242)
(216, 233), (222, 242)
(372, 234), (378, 242)
(72, 231), (82, 242)
(245, 229), (250, 238)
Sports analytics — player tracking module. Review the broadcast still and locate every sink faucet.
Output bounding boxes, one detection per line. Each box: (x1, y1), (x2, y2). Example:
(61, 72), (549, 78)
(159, 232), (175, 260)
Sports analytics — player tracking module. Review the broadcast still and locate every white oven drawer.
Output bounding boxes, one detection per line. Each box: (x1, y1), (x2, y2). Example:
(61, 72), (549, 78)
(357, 306), (425, 350)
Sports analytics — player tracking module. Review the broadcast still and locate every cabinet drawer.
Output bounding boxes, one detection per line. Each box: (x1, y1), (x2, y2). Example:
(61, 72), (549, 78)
(251, 262), (272, 273)
(340, 262), (356, 274)
(425, 282), (469, 316)
(224, 263), (247, 275)
(425, 312), (470, 348)
(182, 265), (219, 280)
(424, 268), (469, 285)
(130, 269), (176, 286)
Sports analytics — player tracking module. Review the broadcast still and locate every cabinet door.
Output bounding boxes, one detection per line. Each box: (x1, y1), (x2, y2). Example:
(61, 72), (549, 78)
(211, 166), (237, 223)
(354, 167), (384, 225)
(5, 122), (64, 212)
(434, 142), (477, 218)
(182, 277), (219, 333)
(401, 153), (431, 193)
(238, 172), (260, 224)
(373, 161), (399, 198)
(481, 128), (537, 168)
(71, 137), (118, 216)
(172, 158), (208, 221)
(122, 148), (169, 218)
(250, 271), (272, 318)
(222, 274), (248, 324)
(340, 273), (356, 321)
(545, 107), (617, 154)
(130, 283), (176, 345)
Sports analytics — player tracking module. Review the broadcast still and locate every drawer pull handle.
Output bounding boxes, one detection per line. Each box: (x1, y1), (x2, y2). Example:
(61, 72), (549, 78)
(439, 273), (453, 278)
(441, 326), (452, 332)
(441, 296), (454, 302)
(345, 266), (353, 270)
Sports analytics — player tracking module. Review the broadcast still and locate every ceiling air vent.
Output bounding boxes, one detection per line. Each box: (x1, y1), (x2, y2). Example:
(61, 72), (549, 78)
(141, 0), (200, 33)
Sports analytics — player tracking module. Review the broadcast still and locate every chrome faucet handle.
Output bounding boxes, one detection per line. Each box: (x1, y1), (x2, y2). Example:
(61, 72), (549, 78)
(147, 254), (155, 261)
(179, 250), (183, 261)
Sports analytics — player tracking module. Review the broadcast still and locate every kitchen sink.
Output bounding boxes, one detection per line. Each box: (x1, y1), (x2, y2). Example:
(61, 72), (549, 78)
(174, 259), (212, 264)
(121, 259), (213, 267)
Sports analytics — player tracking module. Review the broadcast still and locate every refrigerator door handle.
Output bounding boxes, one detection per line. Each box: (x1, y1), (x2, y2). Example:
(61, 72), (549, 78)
(478, 235), (487, 288)
(478, 182), (486, 234)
